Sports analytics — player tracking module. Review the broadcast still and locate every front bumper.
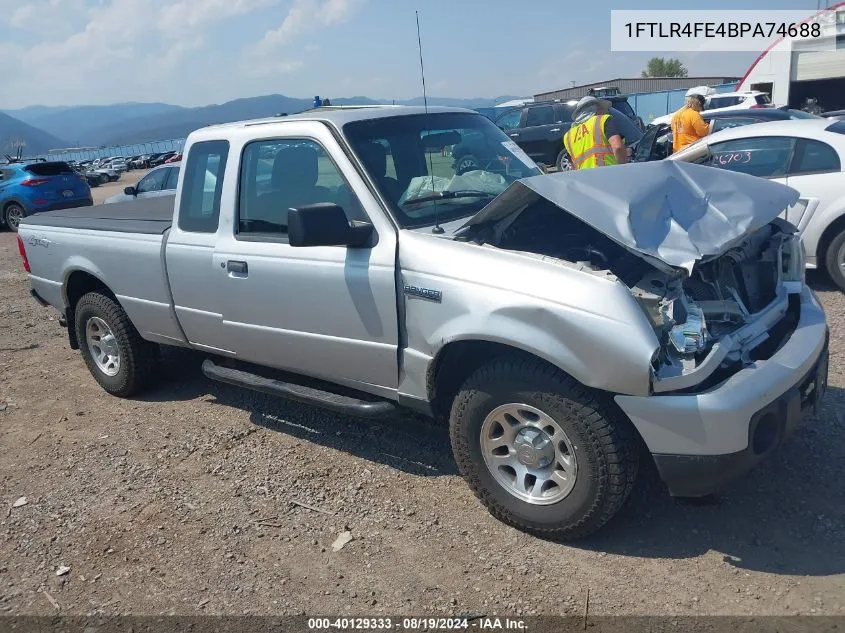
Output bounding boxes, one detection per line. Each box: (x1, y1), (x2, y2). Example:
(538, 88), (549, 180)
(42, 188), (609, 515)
(615, 286), (829, 497)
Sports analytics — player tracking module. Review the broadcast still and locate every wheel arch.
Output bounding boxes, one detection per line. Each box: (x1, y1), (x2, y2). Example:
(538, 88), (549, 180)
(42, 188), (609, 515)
(427, 339), (604, 421)
(2, 197), (28, 225)
(63, 269), (120, 349)
(816, 212), (845, 274)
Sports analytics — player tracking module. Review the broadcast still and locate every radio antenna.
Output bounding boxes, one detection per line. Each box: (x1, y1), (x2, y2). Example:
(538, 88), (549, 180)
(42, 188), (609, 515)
(416, 10), (443, 234)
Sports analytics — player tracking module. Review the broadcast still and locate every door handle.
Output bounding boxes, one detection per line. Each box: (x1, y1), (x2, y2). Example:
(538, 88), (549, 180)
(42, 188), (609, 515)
(509, 133), (519, 138)
(550, 128), (561, 133)
(226, 260), (248, 275)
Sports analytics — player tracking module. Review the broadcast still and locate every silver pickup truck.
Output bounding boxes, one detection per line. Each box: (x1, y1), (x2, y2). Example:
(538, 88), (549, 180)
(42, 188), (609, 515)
(17, 106), (829, 539)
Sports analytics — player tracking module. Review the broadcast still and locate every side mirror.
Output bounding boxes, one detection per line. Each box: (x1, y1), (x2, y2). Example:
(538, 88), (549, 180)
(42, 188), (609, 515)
(288, 203), (374, 248)
(124, 186), (136, 196)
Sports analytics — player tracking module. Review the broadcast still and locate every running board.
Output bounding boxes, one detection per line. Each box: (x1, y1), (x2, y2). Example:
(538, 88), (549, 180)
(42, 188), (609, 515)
(201, 359), (396, 419)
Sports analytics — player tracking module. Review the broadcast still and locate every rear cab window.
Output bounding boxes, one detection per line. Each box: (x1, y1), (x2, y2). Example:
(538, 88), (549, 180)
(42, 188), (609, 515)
(177, 140), (229, 233)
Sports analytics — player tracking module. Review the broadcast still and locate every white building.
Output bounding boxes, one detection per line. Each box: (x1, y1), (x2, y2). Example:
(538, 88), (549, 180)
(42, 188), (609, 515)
(738, 2), (845, 111)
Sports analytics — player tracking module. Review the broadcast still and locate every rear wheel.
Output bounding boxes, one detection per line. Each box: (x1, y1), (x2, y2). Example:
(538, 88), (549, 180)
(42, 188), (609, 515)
(74, 292), (158, 397)
(449, 356), (640, 540)
(556, 149), (572, 171)
(824, 229), (845, 291)
(4, 203), (25, 232)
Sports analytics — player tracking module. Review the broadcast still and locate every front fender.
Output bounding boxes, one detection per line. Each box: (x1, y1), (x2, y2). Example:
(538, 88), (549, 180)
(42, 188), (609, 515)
(426, 301), (658, 397)
(801, 200), (845, 262)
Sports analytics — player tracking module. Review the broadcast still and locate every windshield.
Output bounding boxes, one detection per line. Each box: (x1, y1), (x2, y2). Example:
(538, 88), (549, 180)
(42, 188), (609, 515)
(343, 113), (542, 229)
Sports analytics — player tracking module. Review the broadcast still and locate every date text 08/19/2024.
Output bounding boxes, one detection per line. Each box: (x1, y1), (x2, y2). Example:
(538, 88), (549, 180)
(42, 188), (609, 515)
(307, 617), (527, 630)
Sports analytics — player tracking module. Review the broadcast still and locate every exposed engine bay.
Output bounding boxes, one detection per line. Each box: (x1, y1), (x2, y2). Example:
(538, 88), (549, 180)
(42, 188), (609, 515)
(467, 198), (803, 392)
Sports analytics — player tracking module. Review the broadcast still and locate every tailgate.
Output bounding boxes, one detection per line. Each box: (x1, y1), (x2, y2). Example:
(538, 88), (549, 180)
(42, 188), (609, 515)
(25, 163), (90, 202)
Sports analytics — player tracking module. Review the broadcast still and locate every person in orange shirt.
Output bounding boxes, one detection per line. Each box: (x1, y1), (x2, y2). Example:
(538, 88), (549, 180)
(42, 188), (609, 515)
(671, 93), (710, 153)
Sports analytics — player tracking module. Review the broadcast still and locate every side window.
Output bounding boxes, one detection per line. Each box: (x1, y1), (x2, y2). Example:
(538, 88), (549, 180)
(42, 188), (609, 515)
(525, 106), (554, 127)
(136, 168), (168, 194)
(789, 139), (841, 175)
(706, 96), (742, 110)
(495, 109), (522, 131)
(554, 104), (574, 123)
(237, 138), (363, 237)
(708, 136), (794, 178)
(165, 166), (180, 190)
(177, 140), (229, 233)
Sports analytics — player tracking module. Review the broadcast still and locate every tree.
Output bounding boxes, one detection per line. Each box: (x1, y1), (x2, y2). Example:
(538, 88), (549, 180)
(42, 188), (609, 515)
(641, 57), (688, 78)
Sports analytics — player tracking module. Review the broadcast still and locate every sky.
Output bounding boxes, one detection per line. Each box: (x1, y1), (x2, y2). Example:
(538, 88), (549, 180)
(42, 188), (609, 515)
(0, 0), (829, 109)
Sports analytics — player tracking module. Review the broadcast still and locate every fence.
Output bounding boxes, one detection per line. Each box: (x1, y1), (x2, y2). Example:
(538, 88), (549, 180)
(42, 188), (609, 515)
(628, 82), (739, 123)
(41, 138), (187, 163)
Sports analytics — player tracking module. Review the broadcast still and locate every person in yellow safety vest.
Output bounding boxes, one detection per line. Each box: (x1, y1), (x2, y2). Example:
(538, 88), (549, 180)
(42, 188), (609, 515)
(562, 96), (630, 170)
(671, 93), (710, 153)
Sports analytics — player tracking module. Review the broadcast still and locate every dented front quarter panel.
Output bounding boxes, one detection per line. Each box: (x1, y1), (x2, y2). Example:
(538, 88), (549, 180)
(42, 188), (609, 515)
(396, 230), (661, 401)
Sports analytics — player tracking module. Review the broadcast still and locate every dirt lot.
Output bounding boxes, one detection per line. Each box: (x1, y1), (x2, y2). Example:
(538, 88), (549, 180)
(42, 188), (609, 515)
(90, 169), (151, 205)
(0, 229), (843, 618)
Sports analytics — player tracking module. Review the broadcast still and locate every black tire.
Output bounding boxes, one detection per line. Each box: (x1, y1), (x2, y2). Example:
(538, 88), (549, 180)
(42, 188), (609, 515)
(449, 356), (639, 540)
(824, 229), (845, 292)
(4, 203), (25, 232)
(555, 149), (572, 171)
(455, 154), (481, 175)
(74, 292), (158, 397)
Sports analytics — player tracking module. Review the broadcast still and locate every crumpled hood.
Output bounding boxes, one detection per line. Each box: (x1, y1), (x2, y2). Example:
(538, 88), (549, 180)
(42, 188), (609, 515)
(457, 161), (800, 274)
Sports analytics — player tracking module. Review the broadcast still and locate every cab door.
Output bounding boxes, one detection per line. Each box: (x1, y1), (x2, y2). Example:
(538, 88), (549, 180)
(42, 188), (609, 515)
(211, 123), (400, 395)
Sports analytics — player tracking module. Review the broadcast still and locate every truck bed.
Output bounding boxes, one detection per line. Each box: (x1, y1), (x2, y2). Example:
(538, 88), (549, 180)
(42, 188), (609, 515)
(20, 195), (174, 235)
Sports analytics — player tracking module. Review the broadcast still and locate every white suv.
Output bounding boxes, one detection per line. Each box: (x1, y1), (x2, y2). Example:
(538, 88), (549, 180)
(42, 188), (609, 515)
(650, 91), (774, 126)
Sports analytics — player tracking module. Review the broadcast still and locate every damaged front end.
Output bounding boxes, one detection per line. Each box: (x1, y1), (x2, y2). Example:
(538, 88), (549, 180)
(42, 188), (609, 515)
(631, 220), (805, 392)
(455, 161), (806, 395)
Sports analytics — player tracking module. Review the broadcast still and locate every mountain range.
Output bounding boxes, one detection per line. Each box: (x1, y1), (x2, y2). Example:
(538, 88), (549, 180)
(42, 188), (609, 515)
(1, 94), (523, 154)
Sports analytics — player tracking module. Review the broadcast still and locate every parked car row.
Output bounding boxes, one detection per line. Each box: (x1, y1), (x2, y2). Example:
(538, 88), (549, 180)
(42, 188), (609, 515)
(125, 151), (181, 170)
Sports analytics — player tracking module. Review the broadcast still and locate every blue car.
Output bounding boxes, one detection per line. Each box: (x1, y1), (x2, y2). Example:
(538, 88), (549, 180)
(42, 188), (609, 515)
(0, 160), (93, 232)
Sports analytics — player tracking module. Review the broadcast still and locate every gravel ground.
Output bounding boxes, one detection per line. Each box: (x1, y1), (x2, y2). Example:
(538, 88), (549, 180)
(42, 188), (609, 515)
(0, 230), (843, 618)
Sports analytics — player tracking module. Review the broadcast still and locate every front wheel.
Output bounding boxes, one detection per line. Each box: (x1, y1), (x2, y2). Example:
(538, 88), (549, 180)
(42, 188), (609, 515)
(4, 203), (25, 232)
(74, 292), (158, 397)
(454, 154), (481, 175)
(824, 229), (845, 291)
(449, 356), (639, 540)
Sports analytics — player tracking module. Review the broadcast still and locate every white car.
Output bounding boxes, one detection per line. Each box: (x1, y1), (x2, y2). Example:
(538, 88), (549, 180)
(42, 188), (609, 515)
(103, 158), (127, 173)
(650, 91), (774, 126)
(104, 163), (180, 204)
(668, 118), (845, 290)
